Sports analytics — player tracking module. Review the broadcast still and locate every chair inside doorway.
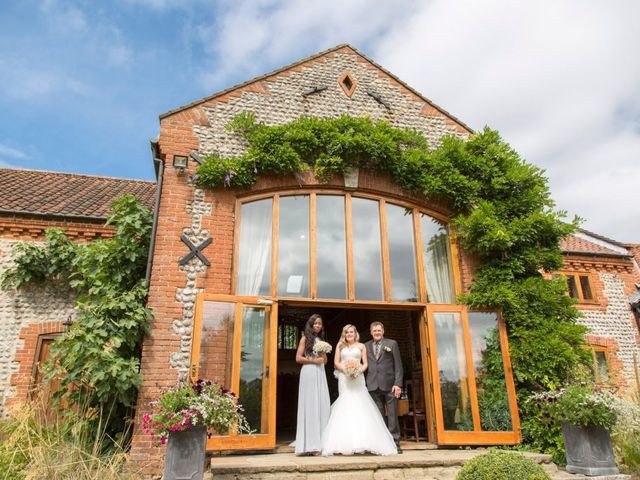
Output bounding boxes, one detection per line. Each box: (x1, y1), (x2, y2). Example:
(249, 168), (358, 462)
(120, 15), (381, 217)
(402, 371), (428, 442)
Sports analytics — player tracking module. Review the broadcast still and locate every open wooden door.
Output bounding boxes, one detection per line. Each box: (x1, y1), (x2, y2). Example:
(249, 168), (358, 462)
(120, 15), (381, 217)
(191, 294), (278, 451)
(423, 306), (520, 445)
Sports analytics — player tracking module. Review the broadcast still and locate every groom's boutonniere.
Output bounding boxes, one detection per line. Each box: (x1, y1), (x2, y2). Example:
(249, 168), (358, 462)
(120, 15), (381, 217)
(383, 346), (392, 353)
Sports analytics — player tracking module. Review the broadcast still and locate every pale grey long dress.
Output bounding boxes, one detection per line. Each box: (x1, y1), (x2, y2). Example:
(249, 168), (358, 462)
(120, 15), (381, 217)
(294, 338), (331, 454)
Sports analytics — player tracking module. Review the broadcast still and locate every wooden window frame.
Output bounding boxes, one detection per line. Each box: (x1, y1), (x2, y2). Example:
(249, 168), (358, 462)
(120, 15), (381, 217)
(191, 294), (278, 451)
(560, 272), (598, 304)
(424, 305), (521, 445)
(582, 344), (611, 385)
(232, 189), (462, 306)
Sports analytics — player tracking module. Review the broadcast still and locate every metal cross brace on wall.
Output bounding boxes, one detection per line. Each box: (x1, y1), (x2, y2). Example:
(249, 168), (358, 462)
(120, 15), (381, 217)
(179, 234), (212, 266)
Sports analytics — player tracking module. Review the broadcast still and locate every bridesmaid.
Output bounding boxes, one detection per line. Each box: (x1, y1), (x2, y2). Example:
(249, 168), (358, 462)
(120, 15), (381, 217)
(293, 314), (330, 455)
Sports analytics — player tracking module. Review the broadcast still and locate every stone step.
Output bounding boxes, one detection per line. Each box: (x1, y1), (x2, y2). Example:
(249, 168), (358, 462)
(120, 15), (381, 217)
(209, 448), (618, 480)
(542, 461), (631, 480)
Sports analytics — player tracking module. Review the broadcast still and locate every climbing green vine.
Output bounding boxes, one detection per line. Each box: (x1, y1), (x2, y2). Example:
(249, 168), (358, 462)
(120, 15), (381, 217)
(197, 113), (589, 456)
(1, 194), (153, 436)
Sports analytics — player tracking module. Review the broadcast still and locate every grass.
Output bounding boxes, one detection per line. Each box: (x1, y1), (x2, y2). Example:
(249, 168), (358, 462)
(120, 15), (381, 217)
(0, 398), (146, 480)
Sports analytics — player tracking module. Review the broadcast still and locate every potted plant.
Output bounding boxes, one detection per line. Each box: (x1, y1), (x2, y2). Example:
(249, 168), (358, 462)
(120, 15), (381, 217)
(143, 379), (251, 480)
(531, 385), (619, 476)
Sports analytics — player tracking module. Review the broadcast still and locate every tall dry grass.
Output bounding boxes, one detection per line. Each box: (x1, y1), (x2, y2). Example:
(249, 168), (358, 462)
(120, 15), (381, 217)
(0, 399), (146, 480)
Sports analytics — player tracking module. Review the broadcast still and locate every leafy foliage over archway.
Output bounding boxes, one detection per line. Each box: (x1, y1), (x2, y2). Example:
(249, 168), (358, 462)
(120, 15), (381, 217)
(197, 114), (589, 452)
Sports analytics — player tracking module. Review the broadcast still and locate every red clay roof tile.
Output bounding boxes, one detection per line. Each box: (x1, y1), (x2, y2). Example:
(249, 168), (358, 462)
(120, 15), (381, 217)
(0, 168), (156, 219)
(560, 235), (625, 256)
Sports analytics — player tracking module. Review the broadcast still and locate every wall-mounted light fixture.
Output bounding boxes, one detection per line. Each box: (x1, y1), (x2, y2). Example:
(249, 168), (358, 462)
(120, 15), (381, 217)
(173, 155), (188, 174)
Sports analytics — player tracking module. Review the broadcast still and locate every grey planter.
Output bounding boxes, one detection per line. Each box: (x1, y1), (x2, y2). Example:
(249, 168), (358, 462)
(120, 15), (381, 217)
(163, 425), (207, 480)
(562, 422), (619, 476)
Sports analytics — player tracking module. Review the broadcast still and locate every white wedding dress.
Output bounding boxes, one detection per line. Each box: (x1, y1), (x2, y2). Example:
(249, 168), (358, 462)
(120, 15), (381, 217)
(321, 345), (397, 456)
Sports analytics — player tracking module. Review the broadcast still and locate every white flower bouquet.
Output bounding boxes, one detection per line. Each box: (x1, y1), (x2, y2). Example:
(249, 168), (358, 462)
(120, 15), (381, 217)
(313, 340), (333, 354)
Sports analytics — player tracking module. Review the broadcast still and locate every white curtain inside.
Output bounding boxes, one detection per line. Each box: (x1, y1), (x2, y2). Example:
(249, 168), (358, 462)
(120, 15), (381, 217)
(423, 217), (455, 304)
(237, 200), (272, 296)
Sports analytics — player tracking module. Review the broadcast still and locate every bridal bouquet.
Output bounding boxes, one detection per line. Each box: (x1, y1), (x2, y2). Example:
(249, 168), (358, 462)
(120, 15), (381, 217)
(343, 360), (362, 379)
(313, 340), (333, 354)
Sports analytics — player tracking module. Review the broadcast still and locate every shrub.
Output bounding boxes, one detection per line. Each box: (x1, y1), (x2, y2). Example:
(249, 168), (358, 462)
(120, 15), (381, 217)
(529, 385), (617, 431)
(608, 394), (640, 475)
(456, 450), (551, 480)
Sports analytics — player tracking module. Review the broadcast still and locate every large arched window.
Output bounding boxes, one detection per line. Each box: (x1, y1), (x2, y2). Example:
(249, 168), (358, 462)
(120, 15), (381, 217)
(235, 192), (457, 304)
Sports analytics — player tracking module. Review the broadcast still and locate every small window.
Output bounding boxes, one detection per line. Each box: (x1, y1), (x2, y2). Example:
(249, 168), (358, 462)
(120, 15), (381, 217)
(559, 273), (597, 303)
(339, 71), (357, 97)
(583, 345), (610, 383)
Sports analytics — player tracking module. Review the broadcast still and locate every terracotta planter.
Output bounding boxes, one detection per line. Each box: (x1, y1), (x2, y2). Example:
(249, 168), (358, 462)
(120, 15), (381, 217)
(562, 422), (619, 476)
(163, 425), (207, 480)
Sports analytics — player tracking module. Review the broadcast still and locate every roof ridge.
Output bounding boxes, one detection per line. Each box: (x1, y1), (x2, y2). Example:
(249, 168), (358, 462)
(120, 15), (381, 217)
(0, 166), (155, 184)
(159, 43), (473, 133)
(576, 227), (624, 247)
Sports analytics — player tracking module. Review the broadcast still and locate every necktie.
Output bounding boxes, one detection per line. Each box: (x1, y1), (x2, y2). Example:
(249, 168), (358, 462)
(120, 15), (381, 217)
(374, 341), (381, 359)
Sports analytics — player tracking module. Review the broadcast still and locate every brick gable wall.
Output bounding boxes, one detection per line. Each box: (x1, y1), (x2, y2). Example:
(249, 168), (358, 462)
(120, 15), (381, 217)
(132, 48), (475, 472)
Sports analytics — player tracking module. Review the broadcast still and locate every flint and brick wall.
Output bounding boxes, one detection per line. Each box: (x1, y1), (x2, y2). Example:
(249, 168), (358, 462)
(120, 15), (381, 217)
(131, 46), (640, 472)
(0, 217), (115, 416)
(563, 254), (640, 394)
(0, 238), (75, 416)
(132, 47), (476, 472)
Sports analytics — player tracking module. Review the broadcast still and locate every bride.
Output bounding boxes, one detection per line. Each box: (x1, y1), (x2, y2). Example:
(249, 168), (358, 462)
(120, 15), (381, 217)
(321, 324), (397, 456)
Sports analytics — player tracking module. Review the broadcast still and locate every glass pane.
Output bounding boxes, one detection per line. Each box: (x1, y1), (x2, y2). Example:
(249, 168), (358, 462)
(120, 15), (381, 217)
(595, 351), (609, 382)
(468, 311), (513, 432)
(278, 196), (310, 297)
(316, 195), (347, 299)
(352, 197), (383, 300)
(237, 199), (272, 296)
(566, 275), (579, 299)
(421, 215), (456, 304)
(386, 203), (418, 302)
(579, 275), (593, 300)
(433, 312), (473, 431)
(239, 307), (269, 434)
(198, 301), (235, 390)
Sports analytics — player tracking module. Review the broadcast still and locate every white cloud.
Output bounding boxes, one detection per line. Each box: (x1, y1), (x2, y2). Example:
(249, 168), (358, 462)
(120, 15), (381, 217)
(120, 0), (187, 9)
(0, 143), (28, 160)
(196, 0), (417, 90)
(0, 0), (134, 104)
(0, 58), (89, 100)
(196, 0), (640, 241)
(40, 0), (88, 34)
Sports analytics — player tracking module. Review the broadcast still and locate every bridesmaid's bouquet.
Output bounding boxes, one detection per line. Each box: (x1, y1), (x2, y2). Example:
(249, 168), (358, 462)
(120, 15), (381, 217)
(313, 340), (333, 354)
(343, 360), (362, 379)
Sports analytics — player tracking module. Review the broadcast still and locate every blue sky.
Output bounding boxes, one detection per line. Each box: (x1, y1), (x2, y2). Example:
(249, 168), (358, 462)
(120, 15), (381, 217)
(1, 0), (639, 241)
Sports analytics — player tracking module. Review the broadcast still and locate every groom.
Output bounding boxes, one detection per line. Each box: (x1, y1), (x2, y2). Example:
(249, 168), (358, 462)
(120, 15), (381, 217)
(365, 321), (403, 453)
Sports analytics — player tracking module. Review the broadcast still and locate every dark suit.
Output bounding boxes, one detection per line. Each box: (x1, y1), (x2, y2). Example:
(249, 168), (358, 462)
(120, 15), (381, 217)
(365, 338), (403, 444)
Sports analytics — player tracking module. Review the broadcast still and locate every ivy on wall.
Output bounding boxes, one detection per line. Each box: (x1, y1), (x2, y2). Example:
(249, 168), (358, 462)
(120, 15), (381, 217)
(1, 195), (153, 435)
(197, 113), (589, 453)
